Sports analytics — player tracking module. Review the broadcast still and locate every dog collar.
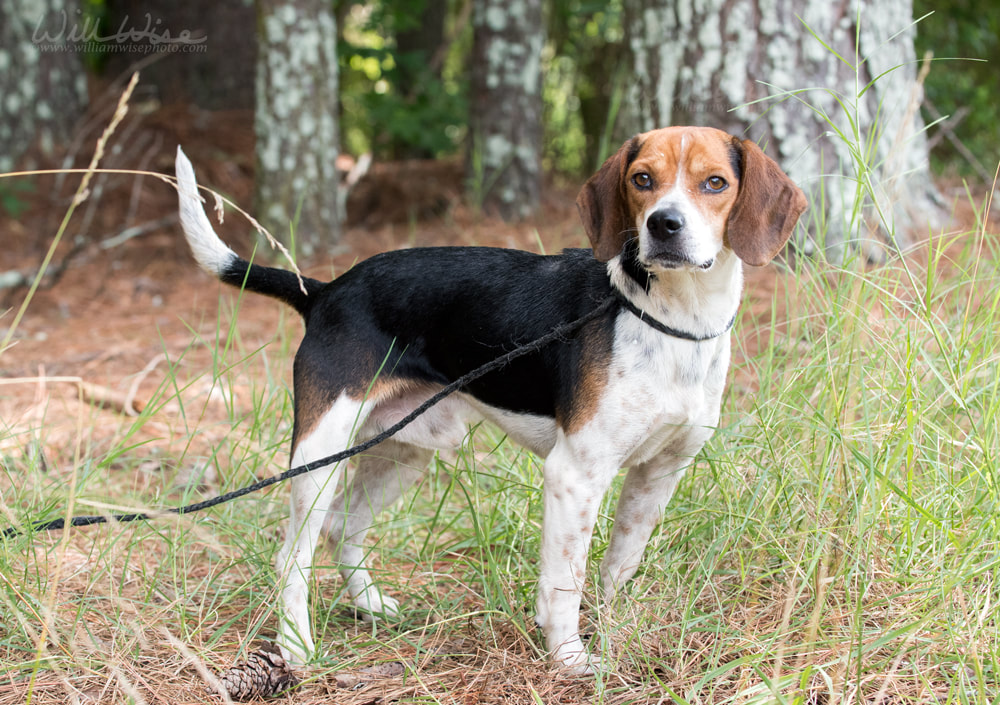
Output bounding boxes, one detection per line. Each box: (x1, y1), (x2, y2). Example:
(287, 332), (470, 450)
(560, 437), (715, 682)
(613, 289), (737, 342)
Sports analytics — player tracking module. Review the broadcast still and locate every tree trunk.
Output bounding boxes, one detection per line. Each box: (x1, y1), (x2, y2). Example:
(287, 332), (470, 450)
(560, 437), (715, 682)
(0, 0), (88, 171)
(622, 0), (940, 260)
(103, 0), (255, 110)
(468, 0), (545, 221)
(255, 0), (340, 254)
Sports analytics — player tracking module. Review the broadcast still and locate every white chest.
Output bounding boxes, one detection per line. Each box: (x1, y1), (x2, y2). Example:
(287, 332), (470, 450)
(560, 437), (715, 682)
(575, 316), (731, 467)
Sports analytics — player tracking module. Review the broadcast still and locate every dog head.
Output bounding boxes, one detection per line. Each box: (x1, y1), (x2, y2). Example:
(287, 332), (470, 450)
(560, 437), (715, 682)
(576, 127), (808, 268)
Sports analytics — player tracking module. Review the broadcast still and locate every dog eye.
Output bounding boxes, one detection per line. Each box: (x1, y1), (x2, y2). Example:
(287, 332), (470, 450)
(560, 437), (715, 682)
(631, 172), (652, 189)
(704, 176), (728, 192)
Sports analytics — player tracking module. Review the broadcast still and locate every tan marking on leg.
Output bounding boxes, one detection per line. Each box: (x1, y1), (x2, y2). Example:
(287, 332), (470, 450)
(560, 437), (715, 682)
(560, 318), (614, 434)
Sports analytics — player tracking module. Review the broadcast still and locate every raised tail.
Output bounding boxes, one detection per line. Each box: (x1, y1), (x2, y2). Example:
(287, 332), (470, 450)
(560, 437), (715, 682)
(175, 146), (324, 316)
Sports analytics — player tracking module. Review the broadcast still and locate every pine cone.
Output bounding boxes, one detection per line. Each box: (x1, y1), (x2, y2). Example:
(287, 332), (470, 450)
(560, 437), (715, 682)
(213, 642), (300, 700)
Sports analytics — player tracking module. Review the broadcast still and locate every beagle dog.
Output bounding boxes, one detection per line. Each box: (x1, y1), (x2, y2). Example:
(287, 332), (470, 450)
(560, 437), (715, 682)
(174, 126), (806, 674)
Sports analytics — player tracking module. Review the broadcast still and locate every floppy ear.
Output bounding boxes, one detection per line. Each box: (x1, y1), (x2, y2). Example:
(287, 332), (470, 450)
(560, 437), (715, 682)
(576, 136), (640, 262)
(727, 138), (808, 266)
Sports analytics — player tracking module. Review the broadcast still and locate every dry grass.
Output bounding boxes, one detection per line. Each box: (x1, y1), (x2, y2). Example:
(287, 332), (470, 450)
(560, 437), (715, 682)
(3, 74), (1000, 705)
(4, 197), (999, 703)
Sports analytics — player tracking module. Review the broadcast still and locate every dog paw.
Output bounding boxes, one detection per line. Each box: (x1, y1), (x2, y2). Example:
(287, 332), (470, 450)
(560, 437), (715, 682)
(275, 637), (313, 669)
(552, 642), (601, 675)
(354, 590), (401, 622)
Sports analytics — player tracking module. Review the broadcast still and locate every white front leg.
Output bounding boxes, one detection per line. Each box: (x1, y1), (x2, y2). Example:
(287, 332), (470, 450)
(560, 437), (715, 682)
(535, 438), (620, 673)
(599, 453), (690, 599)
(275, 461), (343, 665)
(275, 395), (371, 666)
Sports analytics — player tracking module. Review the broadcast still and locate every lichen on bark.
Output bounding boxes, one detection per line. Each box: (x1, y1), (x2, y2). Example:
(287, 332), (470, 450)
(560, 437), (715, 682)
(255, 0), (340, 253)
(0, 0), (88, 171)
(622, 0), (940, 260)
(468, 0), (545, 221)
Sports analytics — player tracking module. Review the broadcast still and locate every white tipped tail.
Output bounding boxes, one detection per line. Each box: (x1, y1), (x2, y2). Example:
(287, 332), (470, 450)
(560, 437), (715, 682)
(175, 146), (238, 276)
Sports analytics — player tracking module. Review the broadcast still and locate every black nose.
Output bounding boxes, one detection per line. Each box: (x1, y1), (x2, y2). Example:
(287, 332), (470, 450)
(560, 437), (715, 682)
(646, 208), (686, 240)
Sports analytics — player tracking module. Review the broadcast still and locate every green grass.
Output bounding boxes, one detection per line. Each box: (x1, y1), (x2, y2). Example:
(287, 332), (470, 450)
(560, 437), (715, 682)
(3, 52), (1000, 705)
(2, 195), (998, 703)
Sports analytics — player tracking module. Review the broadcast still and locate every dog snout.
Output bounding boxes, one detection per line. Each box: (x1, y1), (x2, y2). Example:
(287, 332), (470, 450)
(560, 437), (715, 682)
(646, 208), (686, 241)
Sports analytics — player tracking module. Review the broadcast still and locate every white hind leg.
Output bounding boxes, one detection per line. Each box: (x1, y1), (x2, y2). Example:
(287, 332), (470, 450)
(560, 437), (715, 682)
(324, 441), (432, 620)
(275, 394), (371, 666)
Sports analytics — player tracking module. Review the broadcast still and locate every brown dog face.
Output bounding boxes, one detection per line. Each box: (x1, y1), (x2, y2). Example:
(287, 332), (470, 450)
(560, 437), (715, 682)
(577, 127), (808, 268)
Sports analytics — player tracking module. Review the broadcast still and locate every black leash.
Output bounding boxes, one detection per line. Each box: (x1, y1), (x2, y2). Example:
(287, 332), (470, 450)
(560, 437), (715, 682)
(3, 297), (617, 538)
(4, 289), (739, 539)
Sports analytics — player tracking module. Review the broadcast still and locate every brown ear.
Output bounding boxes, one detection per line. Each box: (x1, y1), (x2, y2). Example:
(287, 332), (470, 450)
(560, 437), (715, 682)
(727, 138), (808, 266)
(576, 136), (641, 262)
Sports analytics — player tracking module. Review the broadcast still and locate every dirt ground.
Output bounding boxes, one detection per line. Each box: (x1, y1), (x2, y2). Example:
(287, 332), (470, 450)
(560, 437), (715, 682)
(0, 101), (799, 427)
(0, 102), (690, 704)
(7, 99), (966, 704)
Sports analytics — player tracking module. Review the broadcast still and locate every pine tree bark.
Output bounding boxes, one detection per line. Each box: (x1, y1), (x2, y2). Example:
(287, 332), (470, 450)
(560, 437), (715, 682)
(0, 0), (88, 171)
(468, 0), (545, 221)
(103, 0), (255, 110)
(255, 0), (340, 253)
(622, 0), (939, 259)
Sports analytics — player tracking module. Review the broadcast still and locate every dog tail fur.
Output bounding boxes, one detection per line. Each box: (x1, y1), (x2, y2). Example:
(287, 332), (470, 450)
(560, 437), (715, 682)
(175, 146), (324, 316)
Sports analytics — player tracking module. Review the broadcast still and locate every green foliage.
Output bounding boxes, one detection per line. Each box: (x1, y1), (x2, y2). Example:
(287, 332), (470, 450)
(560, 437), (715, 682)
(914, 1), (1000, 176)
(359, 51), (467, 156)
(544, 0), (625, 175)
(79, 0), (110, 73)
(0, 178), (34, 218)
(337, 0), (624, 174)
(339, 0), (467, 159)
